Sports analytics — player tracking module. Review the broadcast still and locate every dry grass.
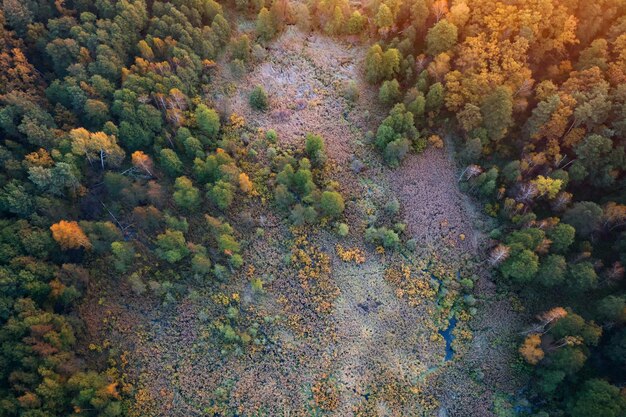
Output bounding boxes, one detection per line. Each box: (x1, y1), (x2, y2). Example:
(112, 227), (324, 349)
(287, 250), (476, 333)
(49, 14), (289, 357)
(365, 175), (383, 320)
(82, 27), (525, 417)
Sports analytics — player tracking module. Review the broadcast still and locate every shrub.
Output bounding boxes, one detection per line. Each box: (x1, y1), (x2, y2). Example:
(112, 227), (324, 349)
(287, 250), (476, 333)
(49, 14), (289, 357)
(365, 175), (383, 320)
(365, 226), (400, 249)
(320, 191), (345, 218)
(249, 85), (269, 111)
(305, 133), (327, 167)
(336, 222), (349, 237)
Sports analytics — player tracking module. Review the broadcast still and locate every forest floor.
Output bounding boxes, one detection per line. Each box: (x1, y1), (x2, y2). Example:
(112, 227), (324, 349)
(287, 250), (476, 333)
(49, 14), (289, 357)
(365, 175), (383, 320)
(82, 27), (528, 416)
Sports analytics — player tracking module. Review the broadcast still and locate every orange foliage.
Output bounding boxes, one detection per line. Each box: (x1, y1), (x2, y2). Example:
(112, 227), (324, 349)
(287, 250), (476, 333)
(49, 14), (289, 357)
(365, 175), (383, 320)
(50, 221), (92, 250)
(238, 172), (253, 193)
(24, 148), (54, 168)
(131, 151), (154, 176)
(520, 333), (544, 365)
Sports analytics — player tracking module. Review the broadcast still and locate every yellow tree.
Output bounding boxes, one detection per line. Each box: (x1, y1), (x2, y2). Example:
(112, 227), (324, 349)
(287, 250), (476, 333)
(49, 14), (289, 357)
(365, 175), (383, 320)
(70, 128), (125, 169)
(519, 333), (544, 365)
(131, 151), (154, 177)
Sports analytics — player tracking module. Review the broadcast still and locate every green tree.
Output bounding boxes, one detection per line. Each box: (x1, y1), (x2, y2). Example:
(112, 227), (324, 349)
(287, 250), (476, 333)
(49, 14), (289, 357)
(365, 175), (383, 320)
(347, 11), (366, 34)
(568, 379), (626, 417)
(426, 19), (458, 56)
(195, 104), (220, 143)
(425, 82), (445, 113)
(111, 241), (135, 273)
(155, 230), (189, 263)
(567, 262), (598, 292)
(173, 176), (201, 211)
(548, 223), (576, 253)
(499, 245), (539, 283)
(249, 85), (269, 111)
(160, 149), (184, 177)
(379, 79), (401, 106)
(320, 191), (345, 218)
(256, 7), (276, 41)
(481, 86), (513, 142)
(207, 180), (234, 210)
(563, 202), (603, 238)
(596, 295), (626, 323)
(375, 4), (393, 33)
(305, 133), (327, 167)
(536, 254), (566, 287)
(574, 134), (624, 188)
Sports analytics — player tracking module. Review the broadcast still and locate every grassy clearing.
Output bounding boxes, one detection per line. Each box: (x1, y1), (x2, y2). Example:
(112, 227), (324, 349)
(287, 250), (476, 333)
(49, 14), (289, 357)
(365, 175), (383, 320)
(82, 27), (525, 417)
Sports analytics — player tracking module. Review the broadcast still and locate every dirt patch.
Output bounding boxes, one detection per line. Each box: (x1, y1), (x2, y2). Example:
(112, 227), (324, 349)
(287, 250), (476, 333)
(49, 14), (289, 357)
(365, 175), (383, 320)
(391, 147), (480, 254)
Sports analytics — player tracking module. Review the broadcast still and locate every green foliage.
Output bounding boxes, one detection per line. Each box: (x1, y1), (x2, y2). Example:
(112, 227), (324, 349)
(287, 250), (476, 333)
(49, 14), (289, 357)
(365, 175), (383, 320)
(365, 226), (400, 249)
(536, 254), (566, 287)
(596, 296), (626, 323)
(379, 79), (401, 106)
(426, 19), (458, 56)
(160, 148), (184, 177)
(249, 85), (269, 111)
(111, 241), (135, 273)
(481, 86), (513, 142)
(375, 104), (417, 166)
(256, 7), (277, 41)
(290, 204), (318, 225)
(305, 133), (327, 167)
(499, 245), (539, 283)
(173, 176), (201, 211)
(568, 379), (626, 417)
(425, 82), (445, 113)
(548, 223), (575, 253)
(155, 229), (189, 263)
(567, 262), (598, 292)
(196, 104), (220, 143)
(366, 44), (401, 84)
(347, 11), (366, 34)
(320, 191), (345, 218)
(207, 180), (235, 210)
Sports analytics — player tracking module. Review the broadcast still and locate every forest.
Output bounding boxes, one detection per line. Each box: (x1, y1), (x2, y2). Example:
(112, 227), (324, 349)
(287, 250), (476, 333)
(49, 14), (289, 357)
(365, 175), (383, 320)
(0, 0), (625, 416)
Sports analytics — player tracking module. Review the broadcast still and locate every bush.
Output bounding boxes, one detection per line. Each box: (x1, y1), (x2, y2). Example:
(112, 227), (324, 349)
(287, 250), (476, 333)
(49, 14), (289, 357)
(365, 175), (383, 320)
(249, 85), (269, 111)
(155, 229), (189, 263)
(342, 80), (360, 102)
(265, 129), (277, 143)
(365, 226), (400, 249)
(305, 133), (327, 167)
(384, 138), (409, 167)
(336, 222), (349, 237)
(320, 191), (345, 218)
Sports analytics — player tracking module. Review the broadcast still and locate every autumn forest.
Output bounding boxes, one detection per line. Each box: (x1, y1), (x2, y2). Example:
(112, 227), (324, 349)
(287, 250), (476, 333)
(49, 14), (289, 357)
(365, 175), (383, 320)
(0, 0), (625, 416)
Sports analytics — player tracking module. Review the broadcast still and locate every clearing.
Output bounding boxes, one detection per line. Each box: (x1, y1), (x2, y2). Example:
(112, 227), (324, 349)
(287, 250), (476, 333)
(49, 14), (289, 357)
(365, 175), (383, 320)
(83, 27), (526, 416)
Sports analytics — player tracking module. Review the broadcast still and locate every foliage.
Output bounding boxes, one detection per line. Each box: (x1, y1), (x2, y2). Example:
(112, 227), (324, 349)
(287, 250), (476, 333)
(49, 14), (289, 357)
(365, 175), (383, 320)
(249, 85), (269, 111)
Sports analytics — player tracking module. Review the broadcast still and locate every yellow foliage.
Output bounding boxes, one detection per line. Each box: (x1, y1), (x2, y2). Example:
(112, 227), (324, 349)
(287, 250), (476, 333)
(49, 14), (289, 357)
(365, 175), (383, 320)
(229, 113), (245, 128)
(238, 172), (253, 194)
(428, 134), (444, 148)
(335, 245), (365, 264)
(519, 333), (544, 365)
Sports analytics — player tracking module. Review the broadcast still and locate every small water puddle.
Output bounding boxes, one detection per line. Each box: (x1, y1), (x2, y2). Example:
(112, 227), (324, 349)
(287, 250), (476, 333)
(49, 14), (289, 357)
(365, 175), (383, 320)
(439, 316), (458, 361)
